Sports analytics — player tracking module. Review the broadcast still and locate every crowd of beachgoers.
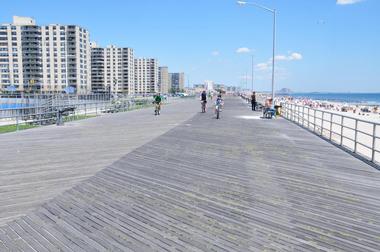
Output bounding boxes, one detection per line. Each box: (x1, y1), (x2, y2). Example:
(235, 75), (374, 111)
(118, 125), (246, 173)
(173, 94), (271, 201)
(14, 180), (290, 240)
(275, 95), (380, 121)
(241, 91), (380, 121)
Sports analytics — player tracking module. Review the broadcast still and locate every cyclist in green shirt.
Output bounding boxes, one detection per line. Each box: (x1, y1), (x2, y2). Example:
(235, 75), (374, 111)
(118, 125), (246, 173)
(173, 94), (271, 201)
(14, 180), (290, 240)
(153, 93), (162, 115)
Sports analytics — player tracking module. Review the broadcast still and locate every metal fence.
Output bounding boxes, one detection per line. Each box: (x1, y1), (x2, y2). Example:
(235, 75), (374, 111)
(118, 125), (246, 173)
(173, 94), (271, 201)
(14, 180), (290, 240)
(0, 94), (156, 130)
(282, 103), (380, 166)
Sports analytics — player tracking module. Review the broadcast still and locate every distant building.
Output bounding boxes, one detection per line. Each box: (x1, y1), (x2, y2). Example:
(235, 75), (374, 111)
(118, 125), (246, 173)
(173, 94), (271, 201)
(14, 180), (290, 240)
(214, 83), (226, 92)
(226, 86), (238, 92)
(0, 16), (91, 94)
(158, 66), (169, 94)
(194, 84), (205, 93)
(91, 43), (134, 94)
(169, 72), (184, 92)
(134, 58), (158, 94)
(204, 80), (214, 91)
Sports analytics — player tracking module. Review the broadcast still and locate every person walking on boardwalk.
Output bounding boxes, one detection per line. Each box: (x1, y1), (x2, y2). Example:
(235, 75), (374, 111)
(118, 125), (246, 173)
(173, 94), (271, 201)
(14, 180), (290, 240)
(251, 92), (257, 111)
(200, 90), (207, 113)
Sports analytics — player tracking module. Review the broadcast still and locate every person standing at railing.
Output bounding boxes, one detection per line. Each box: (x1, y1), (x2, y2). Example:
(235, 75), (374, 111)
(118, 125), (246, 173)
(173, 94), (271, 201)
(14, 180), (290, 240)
(251, 92), (257, 111)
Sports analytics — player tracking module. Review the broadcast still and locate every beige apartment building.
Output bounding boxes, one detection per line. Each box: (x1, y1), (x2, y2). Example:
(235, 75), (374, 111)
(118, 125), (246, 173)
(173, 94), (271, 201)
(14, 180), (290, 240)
(158, 66), (169, 94)
(134, 58), (158, 94)
(91, 43), (134, 94)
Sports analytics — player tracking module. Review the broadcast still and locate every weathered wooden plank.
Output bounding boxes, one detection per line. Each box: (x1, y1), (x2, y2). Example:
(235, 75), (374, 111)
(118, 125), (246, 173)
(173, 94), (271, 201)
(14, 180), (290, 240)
(0, 99), (199, 226)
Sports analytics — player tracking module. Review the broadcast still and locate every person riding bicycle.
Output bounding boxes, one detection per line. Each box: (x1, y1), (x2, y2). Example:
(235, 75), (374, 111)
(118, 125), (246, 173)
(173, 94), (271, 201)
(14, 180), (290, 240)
(153, 93), (162, 115)
(214, 93), (223, 118)
(208, 91), (213, 101)
(215, 94), (223, 110)
(200, 90), (207, 113)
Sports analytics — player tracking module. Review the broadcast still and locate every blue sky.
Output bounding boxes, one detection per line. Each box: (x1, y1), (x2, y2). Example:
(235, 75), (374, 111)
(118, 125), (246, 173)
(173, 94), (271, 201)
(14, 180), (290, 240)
(1, 0), (379, 92)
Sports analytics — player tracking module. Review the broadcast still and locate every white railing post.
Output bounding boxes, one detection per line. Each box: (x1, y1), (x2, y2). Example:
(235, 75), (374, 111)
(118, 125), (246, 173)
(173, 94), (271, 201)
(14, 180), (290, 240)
(372, 124), (376, 162)
(321, 111), (325, 136)
(297, 106), (300, 124)
(314, 109), (316, 133)
(340, 116), (344, 146)
(292, 104), (295, 121)
(354, 119), (358, 153)
(329, 113), (333, 141)
(302, 106), (305, 127)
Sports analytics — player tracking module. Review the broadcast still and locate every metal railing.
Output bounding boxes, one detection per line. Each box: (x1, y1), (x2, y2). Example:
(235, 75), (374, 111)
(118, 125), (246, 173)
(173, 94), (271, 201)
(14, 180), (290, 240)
(0, 94), (160, 131)
(239, 93), (266, 107)
(282, 103), (380, 166)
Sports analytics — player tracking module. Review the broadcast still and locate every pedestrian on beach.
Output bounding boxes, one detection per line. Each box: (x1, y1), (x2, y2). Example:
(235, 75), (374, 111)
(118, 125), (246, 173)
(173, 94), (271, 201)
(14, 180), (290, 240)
(251, 92), (257, 111)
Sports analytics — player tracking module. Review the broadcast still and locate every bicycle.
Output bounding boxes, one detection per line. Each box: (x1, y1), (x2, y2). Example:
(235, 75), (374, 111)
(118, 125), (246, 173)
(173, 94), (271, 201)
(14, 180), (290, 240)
(154, 102), (161, 115)
(201, 100), (206, 113)
(215, 97), (223, 119)
(215, 103), (221, 119)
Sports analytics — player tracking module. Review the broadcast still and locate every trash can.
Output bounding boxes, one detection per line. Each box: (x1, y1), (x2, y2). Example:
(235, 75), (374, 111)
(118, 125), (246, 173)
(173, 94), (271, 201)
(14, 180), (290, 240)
(274, 105), (282, 116)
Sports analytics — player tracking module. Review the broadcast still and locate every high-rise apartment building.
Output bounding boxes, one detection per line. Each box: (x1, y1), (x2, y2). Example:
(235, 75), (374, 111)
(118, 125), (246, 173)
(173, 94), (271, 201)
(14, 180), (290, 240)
(158, 66), (169, 94)
(41, 24), (90, 93)
(0, 16), (42, 92)
(91, 44), (134, 94)
(90, 43), (105, 93)
(204, 80), (214, 91)
(0, 16), (91, 94)
(169, 72), (185, 92)
(134, 58), (158, 94)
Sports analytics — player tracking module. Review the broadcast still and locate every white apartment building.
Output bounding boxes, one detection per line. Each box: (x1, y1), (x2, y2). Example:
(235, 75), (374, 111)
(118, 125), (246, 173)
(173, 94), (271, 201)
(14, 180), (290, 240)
(134, 58), (158, 94)
(158, 66), (169, 94)
(40, 24), (91, 94)
(0, 16), (91, 94)
(204, 80), (214, 91)
(91, 43), (134, 94)
(0, 16), (42, 92)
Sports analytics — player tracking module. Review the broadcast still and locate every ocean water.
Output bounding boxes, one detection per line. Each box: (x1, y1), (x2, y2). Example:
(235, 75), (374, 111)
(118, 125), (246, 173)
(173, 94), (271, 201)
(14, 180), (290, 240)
(289, 93), (380, 105)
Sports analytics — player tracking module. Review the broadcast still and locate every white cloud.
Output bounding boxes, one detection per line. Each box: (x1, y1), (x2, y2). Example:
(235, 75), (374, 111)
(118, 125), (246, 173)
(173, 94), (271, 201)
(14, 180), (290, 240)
(211, 51), (220, 56)
(289, 52), (303, 60)
(336, 0), (364, 5)
(236, 47), (251, 54)
(256, 63), (270, 71)
(255, 52), (303, 73)
(274, 55), (288, 61)
(275, 52), (303, 61)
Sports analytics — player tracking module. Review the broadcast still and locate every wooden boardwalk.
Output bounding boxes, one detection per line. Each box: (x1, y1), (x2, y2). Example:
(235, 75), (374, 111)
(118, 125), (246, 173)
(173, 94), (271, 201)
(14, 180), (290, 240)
(0, 97), (379, 251)
(0, 99), (199, 226)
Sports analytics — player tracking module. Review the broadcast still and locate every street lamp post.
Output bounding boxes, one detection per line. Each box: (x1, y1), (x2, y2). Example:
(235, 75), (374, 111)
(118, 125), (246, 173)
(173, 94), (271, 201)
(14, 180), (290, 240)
(251, 54), (254, 91)
(237, 1), (276, 107)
